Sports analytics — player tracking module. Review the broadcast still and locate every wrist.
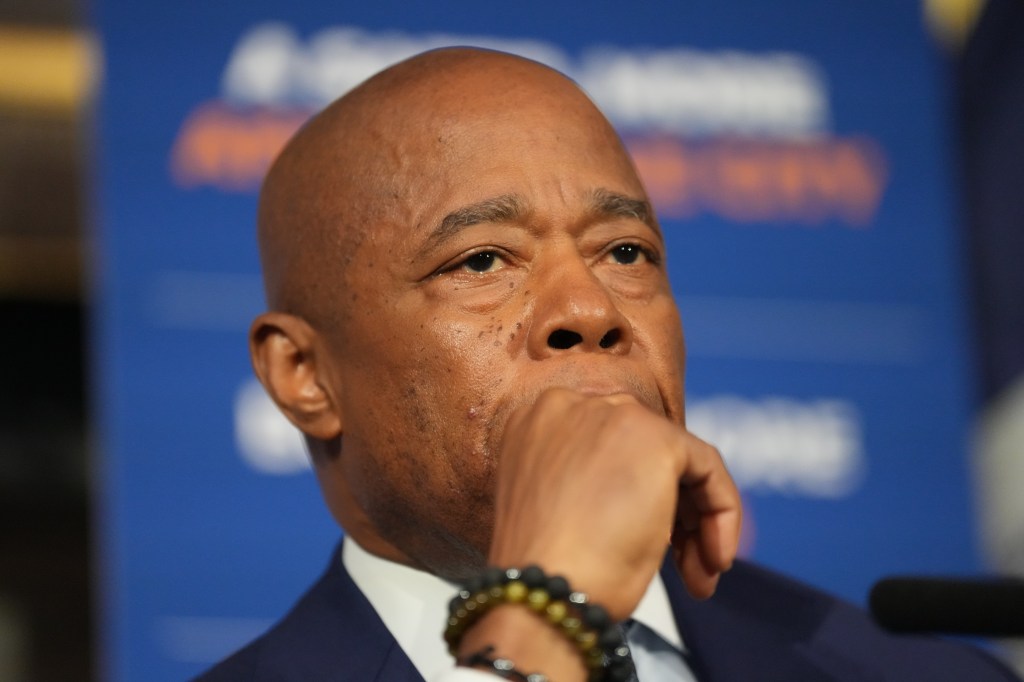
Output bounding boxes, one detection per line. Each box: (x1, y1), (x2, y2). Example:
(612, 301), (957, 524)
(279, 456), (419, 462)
(458, 605), (585, 682)
(445, 565), (634, 682)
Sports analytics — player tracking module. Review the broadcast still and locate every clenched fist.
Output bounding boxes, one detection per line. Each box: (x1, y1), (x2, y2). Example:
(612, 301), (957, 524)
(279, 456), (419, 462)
(487, 387), (742, 620)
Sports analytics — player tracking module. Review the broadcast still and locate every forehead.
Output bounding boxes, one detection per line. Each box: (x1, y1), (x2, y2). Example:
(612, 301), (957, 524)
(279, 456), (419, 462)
(263, 53), (653, 301)
(258, 52), (651, 319)
(371, 87), (645, 239)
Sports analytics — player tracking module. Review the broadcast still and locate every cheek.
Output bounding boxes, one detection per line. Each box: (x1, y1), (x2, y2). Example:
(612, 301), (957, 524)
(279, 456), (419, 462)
(442, 319), (521, 367)
(631, 297), (687, 415)
(421, 313), (526, 467)
(345, 282), (527, 445)
(341, 306), (510, 463)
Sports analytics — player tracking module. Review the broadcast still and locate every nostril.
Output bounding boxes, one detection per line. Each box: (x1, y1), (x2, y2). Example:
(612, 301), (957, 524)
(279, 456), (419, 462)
(599, 329), (621, 349)
(548, 329), (583, 349)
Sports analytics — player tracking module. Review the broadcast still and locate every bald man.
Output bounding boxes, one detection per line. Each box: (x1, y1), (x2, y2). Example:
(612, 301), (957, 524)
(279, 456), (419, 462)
(198, 49), (1019, 682)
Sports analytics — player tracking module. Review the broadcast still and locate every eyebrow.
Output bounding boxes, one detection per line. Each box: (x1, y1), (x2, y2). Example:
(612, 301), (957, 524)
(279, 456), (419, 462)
(587, 188), (661, 240)
(423, 188), (660, 253)
(424, 194), (526, 251)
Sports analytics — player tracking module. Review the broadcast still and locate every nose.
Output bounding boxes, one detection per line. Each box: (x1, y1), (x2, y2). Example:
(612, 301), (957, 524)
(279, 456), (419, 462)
(526, 257), (633, 359)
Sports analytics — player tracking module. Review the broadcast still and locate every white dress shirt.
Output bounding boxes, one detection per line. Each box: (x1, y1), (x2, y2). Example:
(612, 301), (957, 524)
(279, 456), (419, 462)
(342, 537), (699, 681)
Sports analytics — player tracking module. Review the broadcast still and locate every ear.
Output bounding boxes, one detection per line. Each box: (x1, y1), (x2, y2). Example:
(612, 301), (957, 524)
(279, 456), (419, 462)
(249, 312), (343, 441)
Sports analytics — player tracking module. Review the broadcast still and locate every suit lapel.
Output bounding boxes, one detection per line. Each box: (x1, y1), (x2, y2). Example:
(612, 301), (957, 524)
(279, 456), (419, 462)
(660, 559), (854, 682)
(330, 546), (856, 681)
(266, 539), (425, 681)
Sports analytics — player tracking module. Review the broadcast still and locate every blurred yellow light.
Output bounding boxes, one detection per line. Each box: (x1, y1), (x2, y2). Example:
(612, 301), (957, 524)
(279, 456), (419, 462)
(0, 27), (100, 112)
(923, 0), (987, 49)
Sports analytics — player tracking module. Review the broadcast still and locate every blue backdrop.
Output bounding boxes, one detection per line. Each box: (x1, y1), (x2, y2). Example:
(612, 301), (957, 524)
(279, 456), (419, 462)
(93, 2), (980, 679)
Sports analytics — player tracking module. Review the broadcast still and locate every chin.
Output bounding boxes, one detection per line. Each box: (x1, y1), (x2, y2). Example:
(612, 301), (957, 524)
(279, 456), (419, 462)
(418, 525), (492, 581)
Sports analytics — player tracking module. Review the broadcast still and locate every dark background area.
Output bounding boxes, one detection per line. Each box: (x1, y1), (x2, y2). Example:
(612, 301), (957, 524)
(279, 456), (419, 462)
(1, 0), (93, 679)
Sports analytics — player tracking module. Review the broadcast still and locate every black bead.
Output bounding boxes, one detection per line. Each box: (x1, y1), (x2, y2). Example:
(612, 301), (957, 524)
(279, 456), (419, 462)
(582, 604), (610, 630)
(483, 566), (505, 587)
(464, 575), (485, 594)
(546, 575), (571, 600)
(521, 565), (546, 588)
(598, 625), (623, 649)
(608, 660), (635, 682)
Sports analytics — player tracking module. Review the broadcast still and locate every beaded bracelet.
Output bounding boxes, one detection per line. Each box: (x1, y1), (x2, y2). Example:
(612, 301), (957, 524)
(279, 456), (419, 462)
(458, 645), (549, 682)
(444, 565), (635, 682)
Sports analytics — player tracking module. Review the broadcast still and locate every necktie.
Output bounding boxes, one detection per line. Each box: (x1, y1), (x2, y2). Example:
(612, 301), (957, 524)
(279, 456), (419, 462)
(618, 621), (639, 682)
(623, 619), (700, 682)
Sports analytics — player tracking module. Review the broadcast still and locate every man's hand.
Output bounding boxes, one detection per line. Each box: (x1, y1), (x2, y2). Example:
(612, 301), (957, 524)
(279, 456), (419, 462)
(487, 388), (742, 620)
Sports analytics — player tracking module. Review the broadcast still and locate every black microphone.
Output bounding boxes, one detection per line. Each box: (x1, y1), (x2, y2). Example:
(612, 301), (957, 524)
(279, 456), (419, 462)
(869, 576), (1024, 637)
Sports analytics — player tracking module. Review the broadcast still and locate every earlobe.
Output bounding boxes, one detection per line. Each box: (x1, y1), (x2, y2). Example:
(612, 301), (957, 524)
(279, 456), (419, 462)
(249, 312), (343, 441)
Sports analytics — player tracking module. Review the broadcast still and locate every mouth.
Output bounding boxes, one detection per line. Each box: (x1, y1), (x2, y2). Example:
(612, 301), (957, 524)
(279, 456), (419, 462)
(478, 375), (664, 469)
(495, 363), (666, 427)
(475, 356), (680, 462)
(565, 382), (662, 411)
(545, 361), (666, 414)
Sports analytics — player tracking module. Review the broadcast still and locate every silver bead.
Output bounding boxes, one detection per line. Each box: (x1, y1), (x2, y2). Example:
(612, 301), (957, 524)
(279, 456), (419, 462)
(569, 591), (588, 605)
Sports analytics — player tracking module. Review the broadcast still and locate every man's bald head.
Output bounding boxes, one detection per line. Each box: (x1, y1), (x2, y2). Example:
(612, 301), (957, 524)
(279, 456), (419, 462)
(249, 47), (677, 578)
(257, 48), (636, 330)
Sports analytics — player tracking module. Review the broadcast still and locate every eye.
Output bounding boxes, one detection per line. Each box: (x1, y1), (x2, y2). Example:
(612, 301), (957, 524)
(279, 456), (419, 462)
(459, 250), (505, 273)
(609, 243), (645, 265)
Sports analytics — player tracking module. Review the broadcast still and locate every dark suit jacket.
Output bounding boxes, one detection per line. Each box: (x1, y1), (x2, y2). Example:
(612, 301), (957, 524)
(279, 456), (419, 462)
(197, 541), (1020, 681)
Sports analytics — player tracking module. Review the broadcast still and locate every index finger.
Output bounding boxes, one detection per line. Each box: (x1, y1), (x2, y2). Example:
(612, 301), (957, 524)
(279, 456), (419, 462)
(670, 432), (742, 598)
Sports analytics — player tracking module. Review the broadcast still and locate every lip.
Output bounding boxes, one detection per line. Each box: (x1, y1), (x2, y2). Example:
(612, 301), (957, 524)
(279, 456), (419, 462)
(540, 360), (665, 412)
(476, 355), (677, 456)
(564, 382), (650, 402)
(500, 363), (665, 422)
(480, 375), (661, 461)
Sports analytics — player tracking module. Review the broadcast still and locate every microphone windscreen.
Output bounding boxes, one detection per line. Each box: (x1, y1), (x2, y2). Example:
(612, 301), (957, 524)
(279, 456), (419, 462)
(869, 576), (1024, 637)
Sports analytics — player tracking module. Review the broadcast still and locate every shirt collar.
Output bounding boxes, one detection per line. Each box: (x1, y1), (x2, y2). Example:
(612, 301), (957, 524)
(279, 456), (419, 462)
(342, 535), (686, 680)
